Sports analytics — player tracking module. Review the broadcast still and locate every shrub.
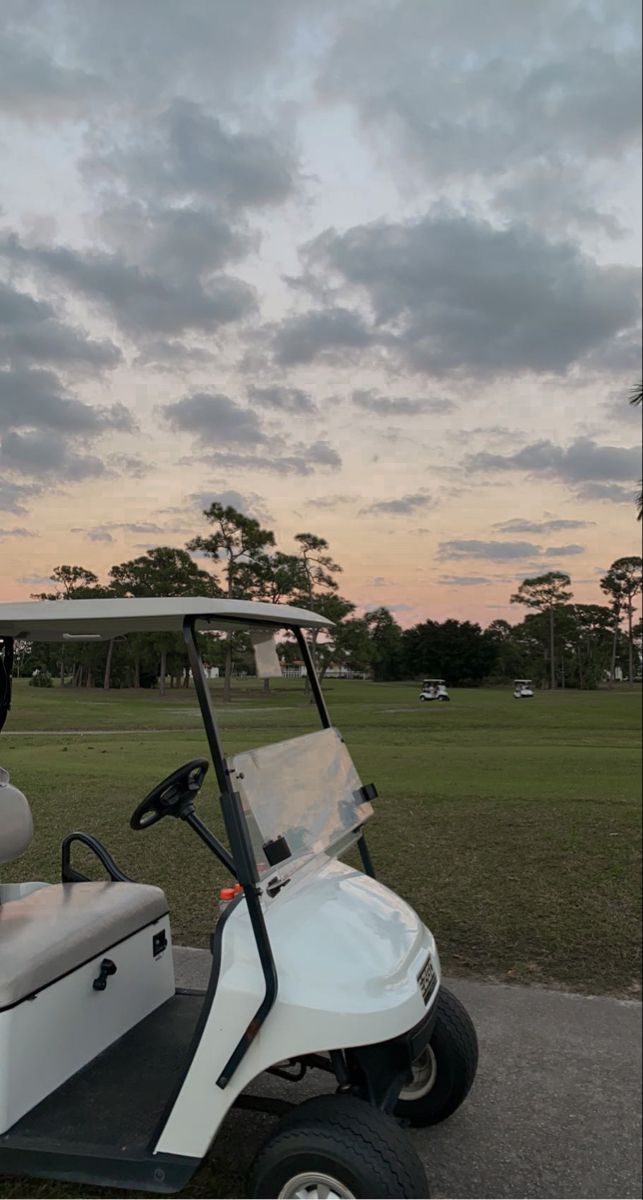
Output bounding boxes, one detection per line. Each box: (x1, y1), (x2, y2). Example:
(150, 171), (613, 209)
(29, 669), (53, 688)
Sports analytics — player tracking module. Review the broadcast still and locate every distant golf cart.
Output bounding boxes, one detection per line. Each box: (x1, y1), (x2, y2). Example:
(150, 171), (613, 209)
(513, 679), (534, 699)
(419, 679), (450, 702)
(0, 598), (478, 1199)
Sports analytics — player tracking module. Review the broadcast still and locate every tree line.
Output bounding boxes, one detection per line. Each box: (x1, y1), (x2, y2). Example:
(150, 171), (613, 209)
(16, 501), (642, 693)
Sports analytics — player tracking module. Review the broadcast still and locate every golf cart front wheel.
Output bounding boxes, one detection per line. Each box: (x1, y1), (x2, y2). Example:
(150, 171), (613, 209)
(395, 986), (478, 1127)
(249, 1093), (429, 1198)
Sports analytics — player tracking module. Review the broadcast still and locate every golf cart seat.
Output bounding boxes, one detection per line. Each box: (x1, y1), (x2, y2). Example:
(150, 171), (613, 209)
(0, 775), (174, 1134)
(0, 880), (169, 1009)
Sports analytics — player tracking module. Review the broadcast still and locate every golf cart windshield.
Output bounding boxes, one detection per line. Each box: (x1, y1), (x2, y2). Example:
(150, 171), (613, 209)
(228, 728), (374, 882)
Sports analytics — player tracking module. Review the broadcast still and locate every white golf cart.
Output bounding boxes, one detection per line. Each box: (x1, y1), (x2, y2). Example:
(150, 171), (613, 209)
(513, 679), (534, 699)
(419, 679), (450, 703)
(0, 598), (477, 1198)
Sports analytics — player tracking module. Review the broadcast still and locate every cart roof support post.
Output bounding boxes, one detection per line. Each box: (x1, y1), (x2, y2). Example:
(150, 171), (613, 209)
(182, 616), (278, 1086)
(0, 638), (13, 734)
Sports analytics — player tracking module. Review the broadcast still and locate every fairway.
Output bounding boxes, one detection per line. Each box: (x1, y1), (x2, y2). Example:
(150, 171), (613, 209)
(1, 679), (641, 996)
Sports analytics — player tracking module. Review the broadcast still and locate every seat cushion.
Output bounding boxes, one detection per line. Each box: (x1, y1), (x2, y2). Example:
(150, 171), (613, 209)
(0, 881), (169, 1009)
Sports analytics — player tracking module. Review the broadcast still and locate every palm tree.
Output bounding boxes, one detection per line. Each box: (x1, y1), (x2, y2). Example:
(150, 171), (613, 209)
(631, 381), (642, 521)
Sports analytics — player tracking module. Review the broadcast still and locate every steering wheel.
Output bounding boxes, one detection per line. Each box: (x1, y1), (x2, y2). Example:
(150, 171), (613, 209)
(130, 759), (209, 830)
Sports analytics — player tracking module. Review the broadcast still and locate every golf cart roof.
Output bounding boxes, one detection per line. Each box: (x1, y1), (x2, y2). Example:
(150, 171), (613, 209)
(514, 679), (532, 684)
(0, 597), (332, 642)
(423, 679), (446, 684)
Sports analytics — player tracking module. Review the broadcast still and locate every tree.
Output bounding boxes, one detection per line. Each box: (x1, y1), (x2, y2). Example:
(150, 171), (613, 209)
(569, 604), (615, 689)
(248, 552), (306, 603)
(289, 532), (347, 679)
(486, 619), (527, 682)
(31, 564), (99, 601)
(600, 557), (643, 685)
(110, 546), (215, 694)
(402, 618), (498, 685)
(31, 565), (107, 687)
(365, 607), (404, 681)
(110, 546), (214, 598)
(510, 572), (573, 689)
(292, 533), (341, 606)
(631, 381), (642, 521)
(188, 504), (275, 701)
(308, 594), (357, 682)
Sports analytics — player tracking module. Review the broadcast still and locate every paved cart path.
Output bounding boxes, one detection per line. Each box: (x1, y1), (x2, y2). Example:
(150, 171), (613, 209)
(174, 946), (642, 1200)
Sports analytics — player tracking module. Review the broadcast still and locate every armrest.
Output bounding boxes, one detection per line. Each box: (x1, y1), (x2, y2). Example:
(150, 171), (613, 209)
(61, 831), (132, 883)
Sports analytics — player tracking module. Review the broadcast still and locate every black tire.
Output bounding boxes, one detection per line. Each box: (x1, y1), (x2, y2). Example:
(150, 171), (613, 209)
(395, 986), (478, 1127)
(248, 1093), (429, 1199)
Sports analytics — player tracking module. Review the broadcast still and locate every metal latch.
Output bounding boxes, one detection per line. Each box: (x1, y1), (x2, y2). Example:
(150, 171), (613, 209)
(93, 958), (117, 991)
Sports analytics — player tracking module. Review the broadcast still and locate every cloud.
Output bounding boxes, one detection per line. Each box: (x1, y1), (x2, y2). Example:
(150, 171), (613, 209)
(574, 481), (637, 504)
(87, 529), (114, 543)
(365, 576), (395, 588)
(134, 339), (215, 371)
(0, 429), (107, 478)
(439, 575), (493, 587)
(361, 490), (437, 516)
(114, 522), (163, 534)
(469, 436), (640, 488)
(96, 201), (254, 280)
(0, 28), (102, 121)
(18, 574), (54, 586)
(320, 1), (642, 199)
(352, 389), (454, 416)
(163, 391), (266, 447)
(72, 521), (164, 542)
(191, 489), (273, 524)
(1, 232), (257, 340)
(304, 493), (354, 509)
(199, 439), (341, 476)
(292, 212), (640, 376)
(493, 164), (627, 239)
(543, 543), (585, 557)
(108, 454), (150, 478)
(494, 517), (594, 533)
(273, 306), (373, 366)
(247, 385), (317, 414)
(0, 480), (42, 514)
(438, 538), (588, 561)
(438, 539), (541, 561)
(39, 0), (308, 112)
(87, 98), (297, 210)
(0, 280), (122, 371)
(0, 526), (34, 541)
(0, 366), (135, 435)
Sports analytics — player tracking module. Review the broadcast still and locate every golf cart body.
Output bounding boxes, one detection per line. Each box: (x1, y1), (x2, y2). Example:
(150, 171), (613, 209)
(513, 679), (534, 699)
(420, 678), (450, 702)
(0, 599), (474, 1198)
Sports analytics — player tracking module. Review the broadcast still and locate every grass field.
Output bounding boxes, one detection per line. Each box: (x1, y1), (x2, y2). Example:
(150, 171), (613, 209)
(2, 677), (641, 996)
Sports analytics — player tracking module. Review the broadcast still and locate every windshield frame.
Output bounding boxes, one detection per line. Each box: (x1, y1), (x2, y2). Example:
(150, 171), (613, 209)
(182, 614), (375, 888)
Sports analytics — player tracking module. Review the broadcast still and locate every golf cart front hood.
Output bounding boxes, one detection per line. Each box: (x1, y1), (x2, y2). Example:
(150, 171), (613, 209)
(218, 857), (439, 1052)
(267, 858), (436, 1012)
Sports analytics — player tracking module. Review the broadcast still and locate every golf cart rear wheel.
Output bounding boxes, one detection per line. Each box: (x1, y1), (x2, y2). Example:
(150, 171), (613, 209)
(248, 1093), (429, 1199)
(395, 986), (478, 1127)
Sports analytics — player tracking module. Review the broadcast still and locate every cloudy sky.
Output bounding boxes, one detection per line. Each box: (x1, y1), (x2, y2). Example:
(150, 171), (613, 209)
(1, 0), (641, 622)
